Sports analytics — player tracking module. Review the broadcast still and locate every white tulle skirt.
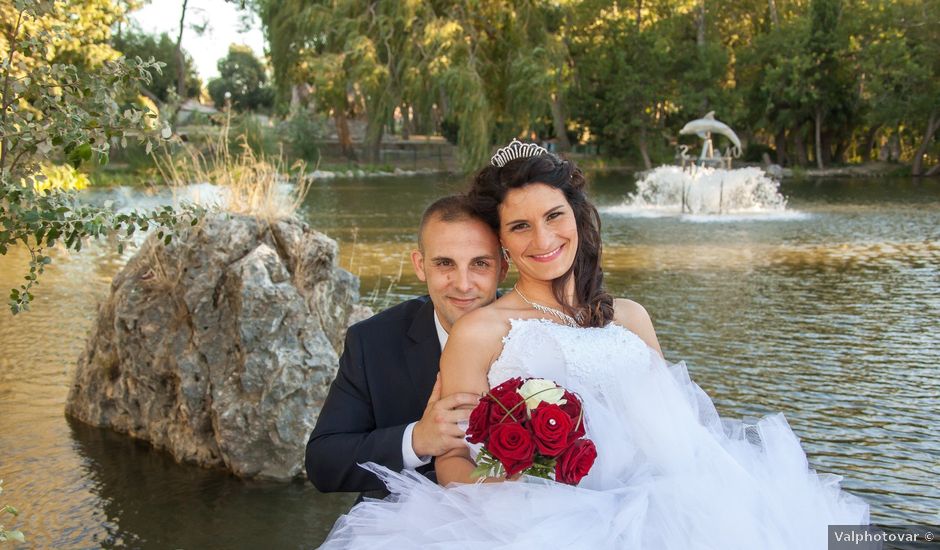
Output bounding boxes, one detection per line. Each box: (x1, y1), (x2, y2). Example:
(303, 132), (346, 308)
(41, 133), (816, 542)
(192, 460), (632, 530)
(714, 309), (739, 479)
(321, 356), (869, 549)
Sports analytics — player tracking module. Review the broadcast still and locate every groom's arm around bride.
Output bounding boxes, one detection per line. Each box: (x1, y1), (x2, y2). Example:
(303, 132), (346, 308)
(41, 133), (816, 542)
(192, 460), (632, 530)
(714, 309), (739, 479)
(305, 296), (472, 495)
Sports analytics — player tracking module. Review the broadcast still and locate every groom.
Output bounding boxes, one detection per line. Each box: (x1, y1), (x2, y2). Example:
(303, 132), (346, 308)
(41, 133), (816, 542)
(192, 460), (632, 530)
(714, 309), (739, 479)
(305, 195), (508, 499)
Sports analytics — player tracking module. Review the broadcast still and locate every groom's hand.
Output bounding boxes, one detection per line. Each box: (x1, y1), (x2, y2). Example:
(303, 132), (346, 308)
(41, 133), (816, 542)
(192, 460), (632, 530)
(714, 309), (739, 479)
(412, 374), (479, 458)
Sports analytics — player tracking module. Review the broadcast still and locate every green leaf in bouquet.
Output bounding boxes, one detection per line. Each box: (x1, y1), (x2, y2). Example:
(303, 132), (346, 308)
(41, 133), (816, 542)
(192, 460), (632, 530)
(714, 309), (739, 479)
(470, 462), (494, 480)
(518, 454), (560, 481)
(470, 451), (497, 480)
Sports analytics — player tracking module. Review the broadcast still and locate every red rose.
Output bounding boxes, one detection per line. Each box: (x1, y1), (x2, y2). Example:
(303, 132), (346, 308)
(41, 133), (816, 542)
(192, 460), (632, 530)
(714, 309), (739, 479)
(554, 439), (597, 485)
(489, 390), (526, 425)
(560, 390), (586, 442)
(488, 379), (526, 425)
(491, 377), (524, 393)
(487, 422), (535, 477)
(467, 378), (527, 444)
(466, 396), (494, 444)
(530, 403), (573, 457)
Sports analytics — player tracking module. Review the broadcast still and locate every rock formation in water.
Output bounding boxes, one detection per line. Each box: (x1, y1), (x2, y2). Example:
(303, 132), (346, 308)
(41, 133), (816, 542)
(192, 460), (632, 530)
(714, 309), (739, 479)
(66, 214), (372, 480)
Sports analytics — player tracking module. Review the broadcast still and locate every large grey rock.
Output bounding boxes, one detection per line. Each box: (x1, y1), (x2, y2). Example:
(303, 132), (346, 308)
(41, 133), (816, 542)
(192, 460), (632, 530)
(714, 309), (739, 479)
(66, 214), (371, 480)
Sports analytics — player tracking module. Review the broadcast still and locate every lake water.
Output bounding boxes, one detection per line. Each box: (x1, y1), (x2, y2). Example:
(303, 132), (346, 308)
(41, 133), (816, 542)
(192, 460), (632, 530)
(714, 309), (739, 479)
(0, 172), (937, 548)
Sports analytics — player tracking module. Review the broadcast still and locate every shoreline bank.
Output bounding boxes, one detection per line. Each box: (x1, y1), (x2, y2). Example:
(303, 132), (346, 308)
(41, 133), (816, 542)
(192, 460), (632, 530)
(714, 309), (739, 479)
(86, 159), (928, 189)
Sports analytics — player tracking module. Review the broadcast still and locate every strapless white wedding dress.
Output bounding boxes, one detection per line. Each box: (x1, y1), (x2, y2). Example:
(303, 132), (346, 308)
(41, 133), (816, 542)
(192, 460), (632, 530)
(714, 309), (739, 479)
(321, 319), (868, 549)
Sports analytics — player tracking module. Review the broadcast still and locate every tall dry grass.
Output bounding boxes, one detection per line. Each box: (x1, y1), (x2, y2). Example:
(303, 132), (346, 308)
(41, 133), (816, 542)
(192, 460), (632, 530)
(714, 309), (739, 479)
(155, 111), (312, 222)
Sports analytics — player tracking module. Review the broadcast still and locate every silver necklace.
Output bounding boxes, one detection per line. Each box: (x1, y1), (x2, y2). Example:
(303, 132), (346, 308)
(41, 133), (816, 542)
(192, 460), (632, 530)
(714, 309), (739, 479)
(513, 285), (580, 327)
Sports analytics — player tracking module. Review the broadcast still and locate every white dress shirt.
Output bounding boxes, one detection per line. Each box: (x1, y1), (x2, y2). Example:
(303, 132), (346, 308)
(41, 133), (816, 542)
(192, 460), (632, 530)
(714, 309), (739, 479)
(400, 310), (449, 469)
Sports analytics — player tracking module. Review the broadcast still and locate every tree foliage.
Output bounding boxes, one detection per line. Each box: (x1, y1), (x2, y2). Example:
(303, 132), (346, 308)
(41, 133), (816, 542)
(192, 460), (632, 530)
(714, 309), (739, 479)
(850, 0), (940, 174)
(207, 44), (274, 112)
(111, 28), (202, 103)
(0, 0), (201, 314)
(249, 0), (939, 174)
(253, 0), (578, 169)
(568, 2), (673, 165)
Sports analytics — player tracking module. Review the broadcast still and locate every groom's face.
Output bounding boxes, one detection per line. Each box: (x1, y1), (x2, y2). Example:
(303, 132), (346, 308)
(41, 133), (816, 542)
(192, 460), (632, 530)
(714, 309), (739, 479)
(411, 216), (506, 332)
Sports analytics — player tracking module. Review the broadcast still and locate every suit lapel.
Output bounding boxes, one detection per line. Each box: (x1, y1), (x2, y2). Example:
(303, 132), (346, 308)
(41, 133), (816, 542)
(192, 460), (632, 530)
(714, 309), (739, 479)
(405, 299), (442, 403)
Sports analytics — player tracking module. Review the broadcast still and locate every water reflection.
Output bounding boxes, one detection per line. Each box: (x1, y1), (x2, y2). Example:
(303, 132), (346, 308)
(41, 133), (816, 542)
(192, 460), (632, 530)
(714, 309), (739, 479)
(68, 419), (354, 548)
(0, 174), (938, 547)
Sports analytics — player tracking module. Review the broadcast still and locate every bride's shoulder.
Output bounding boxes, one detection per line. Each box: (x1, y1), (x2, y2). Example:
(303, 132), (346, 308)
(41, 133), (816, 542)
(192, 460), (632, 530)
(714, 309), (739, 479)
(612, 298), (651, 325)
(447, 298), (526, 351)
(450, 302), (514, 341)
(441, 305), (516, 379)
(612, 298), (663, 358)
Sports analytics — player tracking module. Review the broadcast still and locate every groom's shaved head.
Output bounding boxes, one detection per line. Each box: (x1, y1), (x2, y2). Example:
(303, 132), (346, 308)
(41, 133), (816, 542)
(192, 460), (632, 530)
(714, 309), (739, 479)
(417, 195), (479, 252)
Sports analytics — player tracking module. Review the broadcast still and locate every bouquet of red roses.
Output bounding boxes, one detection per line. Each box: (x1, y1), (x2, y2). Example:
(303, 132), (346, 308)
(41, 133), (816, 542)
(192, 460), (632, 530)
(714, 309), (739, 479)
(466, 377), (597, 485)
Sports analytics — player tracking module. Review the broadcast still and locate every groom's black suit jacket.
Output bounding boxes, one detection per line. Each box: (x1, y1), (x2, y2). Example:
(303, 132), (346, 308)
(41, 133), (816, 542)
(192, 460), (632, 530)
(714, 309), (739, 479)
(305, 296), (441, 498)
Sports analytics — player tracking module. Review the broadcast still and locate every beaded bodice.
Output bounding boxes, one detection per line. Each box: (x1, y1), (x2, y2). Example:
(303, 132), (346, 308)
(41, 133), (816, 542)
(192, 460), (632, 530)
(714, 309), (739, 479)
(487, 318), (654, 399)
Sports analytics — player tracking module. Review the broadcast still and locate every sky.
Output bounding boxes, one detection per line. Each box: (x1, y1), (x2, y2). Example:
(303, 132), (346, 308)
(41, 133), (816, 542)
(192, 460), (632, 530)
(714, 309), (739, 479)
(128, 0), (267, 81)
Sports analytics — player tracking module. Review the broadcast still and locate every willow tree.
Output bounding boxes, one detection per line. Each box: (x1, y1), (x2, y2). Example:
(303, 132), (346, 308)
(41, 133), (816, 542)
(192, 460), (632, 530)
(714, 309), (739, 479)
(505, 1), (575, 151)
(355, 1), (444, 162)
(255, 0), (578, 170)
(415, 0), (580, 168)
(258, 0), (422, 162)
(256, 0), (369, 159)
(416, 9), (491, 169)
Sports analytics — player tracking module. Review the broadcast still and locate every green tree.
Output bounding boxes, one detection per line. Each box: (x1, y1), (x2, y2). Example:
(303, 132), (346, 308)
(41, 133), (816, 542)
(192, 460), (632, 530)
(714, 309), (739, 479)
(0, 0), (125, 71)
(256, 0), (397, 161)
(399, 0), (579, 168)
(738, 16), (815, 165)
(112, 28), (202, 103)
(668, 0), (737, 136)
(0, 0), (200, 313)
(853, 0), (940, 174)
(902, 0), (940, 176)
(250, 0), (940, 173)
(255, 0), (578, 169)
(207, 44), (274, 112)
(805, 0), (858, 168)
(482, 1), (576, 150)
(569, 1), (678, 167)
(735, 1), (856, 168)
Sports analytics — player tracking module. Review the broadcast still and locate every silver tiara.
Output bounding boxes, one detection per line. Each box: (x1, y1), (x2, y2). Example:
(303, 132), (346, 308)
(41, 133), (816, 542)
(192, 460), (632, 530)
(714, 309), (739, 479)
(490, 139), (549, 167)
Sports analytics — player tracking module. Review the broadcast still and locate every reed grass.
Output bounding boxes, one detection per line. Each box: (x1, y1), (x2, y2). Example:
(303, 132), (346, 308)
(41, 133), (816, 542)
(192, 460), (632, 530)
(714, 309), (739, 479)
(154, 111), (312, 222)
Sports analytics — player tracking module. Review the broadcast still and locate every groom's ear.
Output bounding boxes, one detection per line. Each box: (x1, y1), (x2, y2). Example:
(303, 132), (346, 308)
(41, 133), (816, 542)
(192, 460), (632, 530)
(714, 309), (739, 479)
(411, 249), (428, 282)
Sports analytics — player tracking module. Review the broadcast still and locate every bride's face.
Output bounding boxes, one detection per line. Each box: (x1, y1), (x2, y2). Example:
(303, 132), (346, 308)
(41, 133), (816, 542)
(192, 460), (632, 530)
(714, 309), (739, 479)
(498, 183), (578, 283)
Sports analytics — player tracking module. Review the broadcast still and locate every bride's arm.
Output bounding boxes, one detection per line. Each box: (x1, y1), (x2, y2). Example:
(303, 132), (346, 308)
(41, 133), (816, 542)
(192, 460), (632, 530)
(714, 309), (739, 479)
(435, 311), (502, 486)
(614, 298), (665, 359)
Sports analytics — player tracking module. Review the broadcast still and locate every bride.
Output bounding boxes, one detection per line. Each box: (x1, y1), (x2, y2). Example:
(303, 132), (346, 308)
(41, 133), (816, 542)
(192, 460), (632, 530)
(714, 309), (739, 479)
(321, 141), (869, 549)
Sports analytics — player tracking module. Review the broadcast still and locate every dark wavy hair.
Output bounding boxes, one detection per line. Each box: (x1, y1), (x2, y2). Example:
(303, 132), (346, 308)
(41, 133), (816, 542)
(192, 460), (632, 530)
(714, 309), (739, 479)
(467, 151), (614, 327)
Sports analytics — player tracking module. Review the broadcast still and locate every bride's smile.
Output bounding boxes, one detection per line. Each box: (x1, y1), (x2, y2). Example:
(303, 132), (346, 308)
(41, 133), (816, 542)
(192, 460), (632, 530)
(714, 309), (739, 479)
(528, 243), (564, 262)
(499, 183), (578, 283)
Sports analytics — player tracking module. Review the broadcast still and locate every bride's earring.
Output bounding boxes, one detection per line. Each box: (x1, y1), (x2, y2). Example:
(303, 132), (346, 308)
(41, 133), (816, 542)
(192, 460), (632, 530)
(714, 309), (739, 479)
(502, 247), (511, 264)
